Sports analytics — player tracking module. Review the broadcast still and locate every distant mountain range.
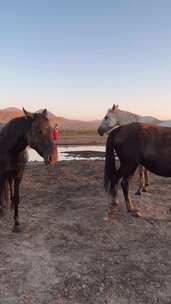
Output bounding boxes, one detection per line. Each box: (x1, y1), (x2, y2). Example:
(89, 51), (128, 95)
(1, 107), (168, 130)
(0, 107), (100, 130)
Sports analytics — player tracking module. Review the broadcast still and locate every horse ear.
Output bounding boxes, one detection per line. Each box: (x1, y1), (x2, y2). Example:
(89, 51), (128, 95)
(42, 109), (48, 117)
(116, 104), (119, 109)
(112, 104), (116, 111)
(23, 108), (34, 119)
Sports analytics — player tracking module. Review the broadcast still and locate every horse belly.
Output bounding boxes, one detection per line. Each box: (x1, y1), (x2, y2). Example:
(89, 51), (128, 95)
(142, 158), (171, 177)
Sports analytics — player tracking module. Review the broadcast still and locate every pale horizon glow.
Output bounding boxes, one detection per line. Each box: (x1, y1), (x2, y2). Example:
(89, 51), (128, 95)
(1, 1), (171, 121)
(1, 100), (170, 121)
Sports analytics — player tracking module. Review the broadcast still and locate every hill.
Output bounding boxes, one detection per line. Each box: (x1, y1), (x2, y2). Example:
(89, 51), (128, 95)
(0, 107), (163, 131)
(0, 107), (100, 130)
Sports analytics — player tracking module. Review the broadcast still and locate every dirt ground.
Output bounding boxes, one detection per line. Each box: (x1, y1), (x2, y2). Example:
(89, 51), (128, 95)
(0, 159), (171, 304)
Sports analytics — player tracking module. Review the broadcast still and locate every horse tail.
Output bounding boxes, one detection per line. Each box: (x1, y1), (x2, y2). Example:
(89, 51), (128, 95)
(104, 129), (119, 193)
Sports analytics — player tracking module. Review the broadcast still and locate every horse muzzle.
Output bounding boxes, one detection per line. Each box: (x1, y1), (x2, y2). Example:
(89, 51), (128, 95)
(97, 127), (104, 136)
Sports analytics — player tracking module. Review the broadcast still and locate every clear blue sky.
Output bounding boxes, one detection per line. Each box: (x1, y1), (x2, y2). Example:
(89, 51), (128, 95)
(0, 0), (171, 120)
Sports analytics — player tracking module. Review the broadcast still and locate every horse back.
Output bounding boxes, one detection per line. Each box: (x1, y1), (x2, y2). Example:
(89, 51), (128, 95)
(112, 122), (171, 147)
(112, 123), (171, 176)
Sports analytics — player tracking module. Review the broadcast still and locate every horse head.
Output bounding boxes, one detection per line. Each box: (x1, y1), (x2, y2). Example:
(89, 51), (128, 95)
(23, 108), (53, 164)
(97, 104), (119, 136)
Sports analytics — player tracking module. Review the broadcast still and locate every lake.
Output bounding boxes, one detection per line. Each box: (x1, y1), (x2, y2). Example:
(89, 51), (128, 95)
(28, 145), (105, 162)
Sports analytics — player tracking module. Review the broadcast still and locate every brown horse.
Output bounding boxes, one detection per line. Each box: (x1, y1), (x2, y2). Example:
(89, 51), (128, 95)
(104, 122), (171, 218)
(0, 108), (53, 231)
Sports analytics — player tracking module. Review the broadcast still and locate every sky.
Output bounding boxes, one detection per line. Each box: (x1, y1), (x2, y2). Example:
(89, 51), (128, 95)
(0, 0), (171, 120)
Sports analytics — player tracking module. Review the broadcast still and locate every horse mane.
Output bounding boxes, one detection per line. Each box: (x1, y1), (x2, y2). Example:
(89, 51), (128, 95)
(116, 108), (160, 124)
(117, 109), (139, 121)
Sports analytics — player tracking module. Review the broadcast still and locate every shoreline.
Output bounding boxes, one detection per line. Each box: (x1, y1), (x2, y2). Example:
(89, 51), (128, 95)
(28, 150), (105, 165)
(57, 143), (105, 146)
(56, 135), (107, 146)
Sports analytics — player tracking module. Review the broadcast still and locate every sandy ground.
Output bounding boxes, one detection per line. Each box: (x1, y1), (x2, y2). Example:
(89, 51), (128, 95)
(0, 158), (171, 304)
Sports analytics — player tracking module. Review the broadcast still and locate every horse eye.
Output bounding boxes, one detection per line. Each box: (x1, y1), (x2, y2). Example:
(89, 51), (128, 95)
(104, 115), (108, 120)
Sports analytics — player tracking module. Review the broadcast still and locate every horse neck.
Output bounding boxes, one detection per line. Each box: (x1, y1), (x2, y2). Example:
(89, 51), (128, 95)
(0, 117), (30, 155)
(117, 110), (139, 124)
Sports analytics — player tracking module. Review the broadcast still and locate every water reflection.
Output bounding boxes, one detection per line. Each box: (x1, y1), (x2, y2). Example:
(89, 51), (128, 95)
(28, 145), (105, 162)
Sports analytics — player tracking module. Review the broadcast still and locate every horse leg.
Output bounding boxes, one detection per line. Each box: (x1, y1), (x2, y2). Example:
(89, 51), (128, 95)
(8, 176), (14, 209)
(105, 179), (119, 219)
(0, 176), (5, 215)
(12, 177), (21, 232)
(105, 163), (134, 219)
(4, 179), (9, 207)
(135, 165), (145, 195)
(3, 177), (12, 208)
(144, 169), (149, 189)
(110, 181), (119, 207)
(140, 168), (149, 192)
(121, 175), (142, 218)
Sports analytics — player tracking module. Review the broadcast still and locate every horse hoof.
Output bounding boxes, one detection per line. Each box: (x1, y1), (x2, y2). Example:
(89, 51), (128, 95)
(142, 188), (147, 192)
(12, 225), (21, 233)
(131, 210), (142, 218)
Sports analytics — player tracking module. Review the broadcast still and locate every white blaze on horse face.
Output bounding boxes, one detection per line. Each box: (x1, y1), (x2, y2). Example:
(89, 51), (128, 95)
(97, 109), (119, 135)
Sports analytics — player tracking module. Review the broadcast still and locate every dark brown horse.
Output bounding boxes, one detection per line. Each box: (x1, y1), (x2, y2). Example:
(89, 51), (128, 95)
(104, 122), (171, 219)
(0, 108), (53, 231)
